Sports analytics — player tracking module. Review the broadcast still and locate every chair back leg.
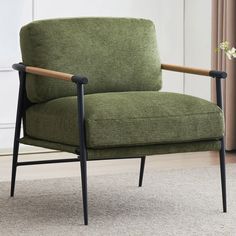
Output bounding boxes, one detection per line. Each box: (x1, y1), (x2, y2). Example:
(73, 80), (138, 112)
(219, 138), (227, 212)
(138, 156), (146, 187)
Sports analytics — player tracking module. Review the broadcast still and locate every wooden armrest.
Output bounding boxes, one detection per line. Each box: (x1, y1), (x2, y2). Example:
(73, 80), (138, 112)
(12, 63), (88, 84)
(26, 66), (73, 81)
(161, 64), (227, 79)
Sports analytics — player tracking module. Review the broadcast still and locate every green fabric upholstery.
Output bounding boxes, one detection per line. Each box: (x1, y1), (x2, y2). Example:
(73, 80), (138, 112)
(20, 136), (221, 160)
(25, 92), (224, 149)
(19, 17), (224, 160)
(20, 18), (161, 103)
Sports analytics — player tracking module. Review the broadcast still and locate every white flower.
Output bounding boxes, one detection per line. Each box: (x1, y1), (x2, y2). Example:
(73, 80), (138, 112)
(226, 47), (236, 60)
(219, 41), (230, 51)
(226, 51), (232, 60)
(218, 41), (236, 60)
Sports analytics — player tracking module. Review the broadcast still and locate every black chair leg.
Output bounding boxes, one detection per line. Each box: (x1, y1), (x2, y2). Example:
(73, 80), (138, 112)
(10, 138), (20, 197)
(75, 82), (88, 225)
(10, 70), (25, 197)
(138, 156), (146, 187)
(80, 154), (88, 225)
(219, 138), (227, 212)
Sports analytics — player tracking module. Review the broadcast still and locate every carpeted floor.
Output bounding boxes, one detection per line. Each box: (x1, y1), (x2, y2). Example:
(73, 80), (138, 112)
(0, 164), (236, 236)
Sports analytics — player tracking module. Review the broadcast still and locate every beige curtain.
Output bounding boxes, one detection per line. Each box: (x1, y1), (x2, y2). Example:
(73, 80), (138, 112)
(212, 0), (236, 150)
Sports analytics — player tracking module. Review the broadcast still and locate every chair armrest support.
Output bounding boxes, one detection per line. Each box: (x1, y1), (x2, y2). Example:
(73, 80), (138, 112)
(13, 63), (88, 158)
(209, 70), (227, 79)
(161, 64), (227, 79)
(161, 63), (226, 110)
(12, 63), (88, 84)
(71, 75), (88, 84)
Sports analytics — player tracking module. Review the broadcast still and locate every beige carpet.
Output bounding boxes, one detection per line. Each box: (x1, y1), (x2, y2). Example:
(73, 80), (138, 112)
(0, 164), (236, 236)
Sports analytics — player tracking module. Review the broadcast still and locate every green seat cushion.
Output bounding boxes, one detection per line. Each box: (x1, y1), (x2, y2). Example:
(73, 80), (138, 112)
(25, 91), (224, 149)
(20, 18), (161, 103)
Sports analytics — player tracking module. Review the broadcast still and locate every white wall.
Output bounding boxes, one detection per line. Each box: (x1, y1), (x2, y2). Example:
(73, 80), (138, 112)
(184, 0), (212, 100)
(0, 0), (33, 153)
(0, 0), (211, 153)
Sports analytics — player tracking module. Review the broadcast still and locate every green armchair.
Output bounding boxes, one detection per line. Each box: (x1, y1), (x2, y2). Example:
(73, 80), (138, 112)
(11, 18), (227, 225)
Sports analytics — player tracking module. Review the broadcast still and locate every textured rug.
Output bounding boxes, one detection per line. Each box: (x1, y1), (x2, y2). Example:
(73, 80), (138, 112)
(0, 164), (236, 236)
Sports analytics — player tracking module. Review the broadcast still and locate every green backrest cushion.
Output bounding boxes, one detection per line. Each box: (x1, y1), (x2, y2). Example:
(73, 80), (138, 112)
(20, 17), (162, 103)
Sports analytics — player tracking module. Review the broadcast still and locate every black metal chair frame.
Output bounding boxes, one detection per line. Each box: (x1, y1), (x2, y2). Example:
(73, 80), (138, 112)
(11, 63), (227, 225)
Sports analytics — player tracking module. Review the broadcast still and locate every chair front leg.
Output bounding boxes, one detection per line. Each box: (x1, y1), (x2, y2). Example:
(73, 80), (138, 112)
(11, 70), (26, 197)
(215, 77), (227, 213)
(79, 151), (88, 225)
(219, 138), (227, 212)
(75, 82), (88, 225)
